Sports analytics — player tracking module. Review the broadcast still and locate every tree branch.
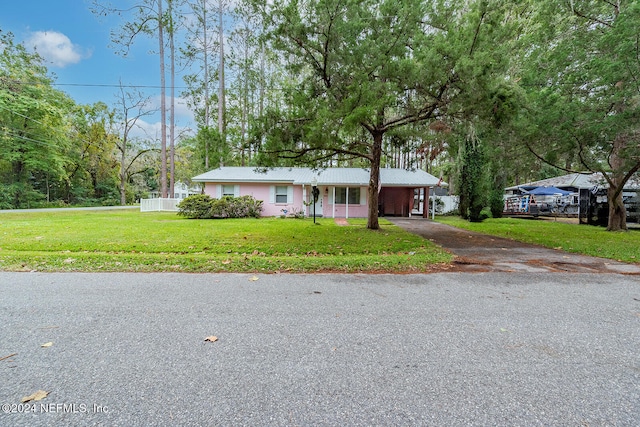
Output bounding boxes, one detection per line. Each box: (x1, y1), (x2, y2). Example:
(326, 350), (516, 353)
(469, 9), (487, 56)
(524, 141), (582, 174)
(571, 8), (613, 29)
(267, 145), (373, 162)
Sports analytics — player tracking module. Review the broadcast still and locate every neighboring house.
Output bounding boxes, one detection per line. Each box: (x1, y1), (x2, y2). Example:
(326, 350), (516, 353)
(149, 182), (201, 200)
(505, 172), (640, 224)
(142, 181), (202, 212)
(191, 167), (444, 218)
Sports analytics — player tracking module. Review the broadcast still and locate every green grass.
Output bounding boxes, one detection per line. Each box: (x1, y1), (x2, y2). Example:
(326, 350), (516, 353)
(0, 210), (452, 273)
(436, 216), (640, 263)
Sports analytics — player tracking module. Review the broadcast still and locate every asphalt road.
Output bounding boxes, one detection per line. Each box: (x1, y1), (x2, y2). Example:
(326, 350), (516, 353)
(1, 272), (639, 426)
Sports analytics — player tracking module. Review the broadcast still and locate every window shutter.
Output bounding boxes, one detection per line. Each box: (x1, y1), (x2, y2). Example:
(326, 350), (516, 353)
(269, 186), (275, 204)
(360, 187), (367, 205)
(287, 186), (294, 204)
(216, 185), (222, 199)
(234, 185), (240, 197)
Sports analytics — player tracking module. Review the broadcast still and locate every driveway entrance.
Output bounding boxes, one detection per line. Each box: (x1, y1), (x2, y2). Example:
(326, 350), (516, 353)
(388, 218), (640, 274)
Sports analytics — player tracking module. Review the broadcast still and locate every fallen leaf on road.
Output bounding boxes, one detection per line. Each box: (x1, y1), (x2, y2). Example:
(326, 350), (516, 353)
(41, 342), (53, 348)
(204, 336), (218, 343)
(0, 353), (17, 361)
(21, 390), (49, 402)
(249, 276), (259, 281)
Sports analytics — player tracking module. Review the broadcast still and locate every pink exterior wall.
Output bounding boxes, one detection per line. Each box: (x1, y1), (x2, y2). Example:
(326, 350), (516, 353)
(320, 187), (369, 218)
(203, 183), (369, 218)
(327, 203), (369, 218)
(204, 183), (306, 217)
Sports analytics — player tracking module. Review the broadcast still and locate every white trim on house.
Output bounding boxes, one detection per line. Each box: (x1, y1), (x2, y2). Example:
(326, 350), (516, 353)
(269, 185), (294, 204)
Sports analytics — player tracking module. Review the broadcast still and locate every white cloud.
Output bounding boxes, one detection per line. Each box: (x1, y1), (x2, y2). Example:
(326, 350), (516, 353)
(26, 31), (90, 68)
(130, 119), (194, 141)
(131, 120), (163, 140)
(149, 95), (195, 122)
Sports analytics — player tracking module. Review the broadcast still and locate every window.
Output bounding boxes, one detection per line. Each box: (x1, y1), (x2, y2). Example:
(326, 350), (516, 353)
(335, 187), (360, 204)
(222, 185), (235, 197)
(275, 186), (288, 203)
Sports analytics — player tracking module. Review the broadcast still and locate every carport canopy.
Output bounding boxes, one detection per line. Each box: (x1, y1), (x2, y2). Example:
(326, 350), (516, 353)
(526, 186), (572, 196)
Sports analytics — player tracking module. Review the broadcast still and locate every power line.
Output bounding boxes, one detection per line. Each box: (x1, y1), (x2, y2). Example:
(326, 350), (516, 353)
(52, 82), (190, 90)
(1, 127), (57, 149)
(0, 104), (118, 151)
(1, 78), (189, 90)
(0, 103), (51, 131)
(5, 75), (283, 92)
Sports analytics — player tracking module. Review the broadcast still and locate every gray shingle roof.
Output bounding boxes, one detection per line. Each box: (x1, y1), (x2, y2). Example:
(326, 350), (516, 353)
(192, 167), (443, 187)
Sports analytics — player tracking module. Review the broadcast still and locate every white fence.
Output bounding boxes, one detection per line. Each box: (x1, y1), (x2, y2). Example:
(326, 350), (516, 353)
(140, 198), (181, 212)
(433, 195), (459, 214)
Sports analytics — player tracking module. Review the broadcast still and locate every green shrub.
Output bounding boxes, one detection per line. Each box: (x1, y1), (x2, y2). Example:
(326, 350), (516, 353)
(178, 194), (263, 219)
(478, 208), (492, 222)
(211, 196), (263, 218)
(177, 194), (215, 219)
(210, 196), (232, 218)
(237, 195), (263, 218)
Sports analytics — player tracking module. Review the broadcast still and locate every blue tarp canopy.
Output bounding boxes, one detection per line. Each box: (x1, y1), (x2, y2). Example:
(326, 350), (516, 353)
(527, 186), (572, 196)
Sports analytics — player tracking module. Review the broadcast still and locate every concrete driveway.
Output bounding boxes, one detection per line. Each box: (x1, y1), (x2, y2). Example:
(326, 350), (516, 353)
(388, 218), (640, 274)
(1, 272), (639, 426)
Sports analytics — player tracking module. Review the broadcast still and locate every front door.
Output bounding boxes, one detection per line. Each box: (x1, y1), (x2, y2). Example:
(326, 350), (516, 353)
(311, 186), (323, 217)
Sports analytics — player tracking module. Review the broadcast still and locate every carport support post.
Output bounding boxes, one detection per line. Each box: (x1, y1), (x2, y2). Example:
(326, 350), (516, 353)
(432, 187), (435, 220)
(423, 187), (430, 219)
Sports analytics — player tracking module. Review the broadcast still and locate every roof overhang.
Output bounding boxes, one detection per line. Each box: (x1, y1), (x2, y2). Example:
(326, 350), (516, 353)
(192, 167), (445, 188)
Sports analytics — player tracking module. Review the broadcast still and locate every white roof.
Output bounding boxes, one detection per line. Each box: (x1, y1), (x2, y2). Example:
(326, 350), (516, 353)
(506, 172), (640, 191)
(192, 167), (443, 187)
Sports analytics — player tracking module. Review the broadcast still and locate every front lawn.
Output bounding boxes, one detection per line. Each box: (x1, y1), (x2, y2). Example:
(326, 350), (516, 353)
(0, 210), (452, 273)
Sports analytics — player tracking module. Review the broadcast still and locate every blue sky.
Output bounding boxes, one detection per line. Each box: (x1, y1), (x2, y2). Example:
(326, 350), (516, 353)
(1, 0), (194, 136)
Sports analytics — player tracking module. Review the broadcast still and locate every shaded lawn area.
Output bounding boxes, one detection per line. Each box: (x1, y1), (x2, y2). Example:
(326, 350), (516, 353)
(0, 210), (452, 273)
(436, 216), (640, 264)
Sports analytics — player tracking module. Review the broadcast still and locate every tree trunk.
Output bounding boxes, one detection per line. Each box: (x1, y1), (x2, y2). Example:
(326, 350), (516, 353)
(607, 135), (628, 231)
(202, 0), (210, 169)
(218, 0), (225, 167)
(607, 182), (627, 231)
(120, 142), (126, 206)
(169, 0), (176, 199)
(367, 132), (383, 230)
(159, 0), (168, 198)
(169, 0), (175, 198)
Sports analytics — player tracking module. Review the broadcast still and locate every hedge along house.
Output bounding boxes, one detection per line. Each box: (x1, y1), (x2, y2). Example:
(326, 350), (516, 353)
(191, 167), (444, 219)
